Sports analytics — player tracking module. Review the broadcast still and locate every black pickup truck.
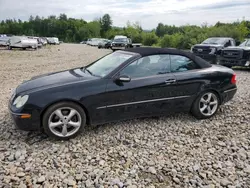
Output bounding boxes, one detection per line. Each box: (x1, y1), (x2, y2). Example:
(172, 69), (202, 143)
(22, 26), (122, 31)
(111, 37), (132, 51)
(111, 37), (141, 51)
(219, 39), (250, 68)
(191, 37), (236, 64)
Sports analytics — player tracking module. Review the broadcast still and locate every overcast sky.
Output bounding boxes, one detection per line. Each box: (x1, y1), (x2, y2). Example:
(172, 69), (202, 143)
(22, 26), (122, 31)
(0, 0), (249, 29)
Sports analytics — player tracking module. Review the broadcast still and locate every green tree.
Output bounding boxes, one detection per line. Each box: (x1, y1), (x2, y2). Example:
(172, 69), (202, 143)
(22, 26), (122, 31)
(156, 23), (165, 37)
(100, 14), (112, 37)
(142, 32), (159, 46)
(88, 21), (101, 37)
(0, 13), (249, 46)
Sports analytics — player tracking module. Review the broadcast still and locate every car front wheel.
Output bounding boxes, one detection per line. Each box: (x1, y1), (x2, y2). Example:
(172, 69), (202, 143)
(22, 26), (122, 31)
(42, 102), (86, 139)
(191, 91), (220, 119)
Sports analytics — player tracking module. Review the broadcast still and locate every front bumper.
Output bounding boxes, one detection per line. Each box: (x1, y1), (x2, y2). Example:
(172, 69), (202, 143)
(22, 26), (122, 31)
(219, 58), (249, 67)
(9, 105), (41, 131)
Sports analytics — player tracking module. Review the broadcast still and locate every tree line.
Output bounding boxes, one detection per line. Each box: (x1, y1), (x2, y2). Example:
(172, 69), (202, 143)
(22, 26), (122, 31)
(0, 13), (249, 49)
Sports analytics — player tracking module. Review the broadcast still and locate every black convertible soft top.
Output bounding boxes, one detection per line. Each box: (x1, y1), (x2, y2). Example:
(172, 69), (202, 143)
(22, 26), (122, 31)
(122, 47), (212, 68)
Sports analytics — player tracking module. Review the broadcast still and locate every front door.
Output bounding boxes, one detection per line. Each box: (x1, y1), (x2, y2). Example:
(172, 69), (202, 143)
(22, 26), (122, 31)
(97, 54), (179, 122)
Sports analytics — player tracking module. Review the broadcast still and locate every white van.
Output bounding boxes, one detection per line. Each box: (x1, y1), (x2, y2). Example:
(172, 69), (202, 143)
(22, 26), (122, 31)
(8, 36), (38, 50)
(0, 36), (10, 47)
(47, 37), (59, 45)
(88, 38), (103, 46)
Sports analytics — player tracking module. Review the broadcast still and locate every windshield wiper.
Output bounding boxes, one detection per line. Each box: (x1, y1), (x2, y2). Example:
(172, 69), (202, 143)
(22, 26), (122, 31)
(85, 68), (93, 75)
(81, 67), (93, 75)
(81, 67), (101, 77)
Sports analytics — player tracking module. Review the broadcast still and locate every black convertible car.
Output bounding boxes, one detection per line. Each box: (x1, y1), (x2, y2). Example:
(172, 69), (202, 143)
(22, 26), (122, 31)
(9, 47), (237, 139)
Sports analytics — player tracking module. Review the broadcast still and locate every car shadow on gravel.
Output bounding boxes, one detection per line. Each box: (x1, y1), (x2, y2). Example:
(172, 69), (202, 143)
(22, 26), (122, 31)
(0, 113), (49, 145)
(0, 110), (222, 145)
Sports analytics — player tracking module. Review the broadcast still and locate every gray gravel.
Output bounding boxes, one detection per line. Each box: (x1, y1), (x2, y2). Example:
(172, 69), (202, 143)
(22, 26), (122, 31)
(0, 44), (250, 187)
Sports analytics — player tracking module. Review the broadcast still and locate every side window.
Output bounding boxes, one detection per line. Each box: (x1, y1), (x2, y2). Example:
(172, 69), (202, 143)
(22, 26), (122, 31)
(120, 54), (171, 78)
(225, 40), (231, 47)
(170, 55), (199, 72)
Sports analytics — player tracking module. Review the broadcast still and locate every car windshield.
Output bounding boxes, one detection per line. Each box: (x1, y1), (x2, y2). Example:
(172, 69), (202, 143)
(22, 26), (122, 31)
(85, 52), (134, 77)
(239, 40), (250, 47)
(202, 38), (227, 45)
(114, 38), (127, 42)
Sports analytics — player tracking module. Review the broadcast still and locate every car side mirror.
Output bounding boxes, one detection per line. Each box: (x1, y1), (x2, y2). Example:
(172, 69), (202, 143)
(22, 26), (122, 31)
(117, 75), (131, 82)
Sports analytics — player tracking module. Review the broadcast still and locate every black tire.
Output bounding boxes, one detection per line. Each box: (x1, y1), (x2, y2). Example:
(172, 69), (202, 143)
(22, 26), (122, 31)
(22, 48), (26, 50)
(42, 102), (86, 140)
(191, 91), (220, 119)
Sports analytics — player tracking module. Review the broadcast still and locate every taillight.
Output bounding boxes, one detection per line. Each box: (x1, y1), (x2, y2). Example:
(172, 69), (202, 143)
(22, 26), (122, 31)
(231, 73), (236, 84)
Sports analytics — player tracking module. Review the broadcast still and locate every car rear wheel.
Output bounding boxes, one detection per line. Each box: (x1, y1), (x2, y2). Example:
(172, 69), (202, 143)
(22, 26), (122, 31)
(42, 102), (86, 140)
(191, 91), (219, 119)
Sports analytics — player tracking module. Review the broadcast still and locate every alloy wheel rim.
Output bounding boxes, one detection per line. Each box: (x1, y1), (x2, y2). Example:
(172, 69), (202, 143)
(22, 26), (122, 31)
(48, 107), (81, 137)
(199, 93), (218, 116)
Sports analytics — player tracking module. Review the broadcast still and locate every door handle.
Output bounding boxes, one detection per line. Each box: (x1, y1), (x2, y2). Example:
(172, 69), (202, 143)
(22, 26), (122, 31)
(165, 79), (176, 84)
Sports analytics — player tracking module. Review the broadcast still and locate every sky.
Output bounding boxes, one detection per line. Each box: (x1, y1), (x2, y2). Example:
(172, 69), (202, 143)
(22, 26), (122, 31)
(0, 0), (249, 29)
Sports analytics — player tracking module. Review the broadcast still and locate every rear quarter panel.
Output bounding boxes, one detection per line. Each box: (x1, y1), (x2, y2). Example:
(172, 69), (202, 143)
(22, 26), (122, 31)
(197, 65), (236, 102)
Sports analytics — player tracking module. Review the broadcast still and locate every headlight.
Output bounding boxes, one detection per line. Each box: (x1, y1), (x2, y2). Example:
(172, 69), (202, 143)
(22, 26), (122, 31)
(13, 95), (29, 108)
(209, 48), (216, 54)
(13, 96), (22, 105)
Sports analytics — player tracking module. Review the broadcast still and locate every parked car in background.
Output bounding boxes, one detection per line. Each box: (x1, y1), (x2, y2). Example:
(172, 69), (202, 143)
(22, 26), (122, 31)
(86, 39), (92, 45)
(40, 38), (48, 45)
(80, 41), (86, 44)
(28, 37), (44, 48)
(7, 36), (38, 50)
(47, 37), (60, 45)
(88, 38), (104, 46)
(111, 35), (142, 51)
(191, 37), (236, 64)
(98, 39), (111, 49)
(219, 39), (250, 68)
(9, 47), (237, 139)
(0, 36), (10, 47)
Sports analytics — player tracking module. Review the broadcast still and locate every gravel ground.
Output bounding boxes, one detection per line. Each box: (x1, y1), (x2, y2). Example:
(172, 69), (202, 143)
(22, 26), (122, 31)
(0, 44), (249, 188)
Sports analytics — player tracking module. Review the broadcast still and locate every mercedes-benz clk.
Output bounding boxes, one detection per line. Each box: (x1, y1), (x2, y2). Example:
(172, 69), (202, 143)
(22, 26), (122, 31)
(9, 47), (237, 140)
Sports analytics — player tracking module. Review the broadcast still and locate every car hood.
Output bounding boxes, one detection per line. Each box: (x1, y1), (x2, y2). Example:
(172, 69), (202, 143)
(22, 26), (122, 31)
(194, 44), (224, 48)
(223, 46), (250, 51)
(16, 68), (97, 94)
